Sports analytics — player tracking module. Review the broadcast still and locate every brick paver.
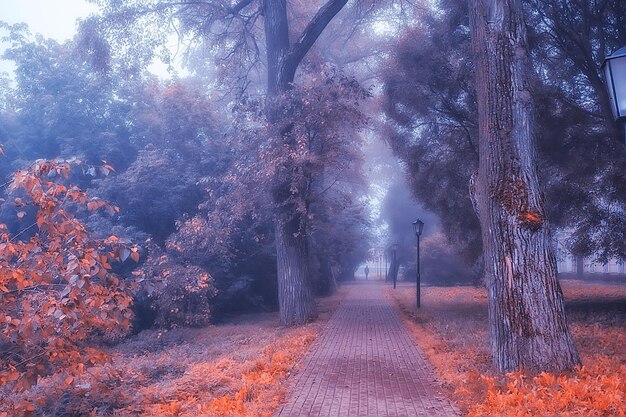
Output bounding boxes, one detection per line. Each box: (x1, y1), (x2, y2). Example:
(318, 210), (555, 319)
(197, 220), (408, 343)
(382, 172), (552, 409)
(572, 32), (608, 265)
(277, 282), (460, 417)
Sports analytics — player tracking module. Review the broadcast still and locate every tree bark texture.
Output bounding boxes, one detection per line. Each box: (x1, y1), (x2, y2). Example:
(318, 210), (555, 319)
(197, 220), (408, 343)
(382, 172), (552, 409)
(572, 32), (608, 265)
(316, 256), (338, 296)
(275, 219), (317, 325)
(263, 0), (291, 96)
(262, 0), (347, 324)
(468, 0), (581, 372)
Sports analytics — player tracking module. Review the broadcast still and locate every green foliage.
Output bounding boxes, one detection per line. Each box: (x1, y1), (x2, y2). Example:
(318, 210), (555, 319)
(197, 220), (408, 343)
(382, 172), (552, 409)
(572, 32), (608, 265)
(0, 24), (135, 174)
(382, 2), (482, 264)
(0, 6), (375, 331)
(0, 29), (229, 326)
(526, 0), (626, 261)
(418, 233), (481, 286)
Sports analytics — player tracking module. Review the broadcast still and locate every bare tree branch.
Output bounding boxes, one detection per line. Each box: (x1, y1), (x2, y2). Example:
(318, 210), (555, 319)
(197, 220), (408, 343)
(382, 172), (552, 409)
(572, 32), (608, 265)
(281, 0), (348, 82)
(230, 0), (255, 15)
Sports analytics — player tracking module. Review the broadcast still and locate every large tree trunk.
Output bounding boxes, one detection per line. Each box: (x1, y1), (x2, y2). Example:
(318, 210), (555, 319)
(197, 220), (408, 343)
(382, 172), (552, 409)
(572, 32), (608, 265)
(262, 0), (347, 325)
(468, 0), (581, 372)
(263, 0), (316, 325)
(275, 218), (317, 325)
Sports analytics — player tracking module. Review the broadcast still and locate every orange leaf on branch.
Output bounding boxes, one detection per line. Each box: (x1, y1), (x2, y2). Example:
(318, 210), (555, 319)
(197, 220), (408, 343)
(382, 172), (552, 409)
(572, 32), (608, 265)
(0, 159), (137, 395)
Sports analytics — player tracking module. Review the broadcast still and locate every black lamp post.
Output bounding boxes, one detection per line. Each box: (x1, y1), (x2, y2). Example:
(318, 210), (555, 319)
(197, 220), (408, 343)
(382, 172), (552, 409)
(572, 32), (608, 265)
(601, 45), (626, 149)
(391, 243), (399, 289)
(413, 219), (424, 308)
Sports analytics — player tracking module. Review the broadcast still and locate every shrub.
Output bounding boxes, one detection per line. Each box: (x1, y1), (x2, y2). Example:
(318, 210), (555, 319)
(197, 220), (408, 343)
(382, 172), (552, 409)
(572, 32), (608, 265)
(135, 240), (217, 328)
(0, 160), (135, 402)
(413, 233), (481, 285)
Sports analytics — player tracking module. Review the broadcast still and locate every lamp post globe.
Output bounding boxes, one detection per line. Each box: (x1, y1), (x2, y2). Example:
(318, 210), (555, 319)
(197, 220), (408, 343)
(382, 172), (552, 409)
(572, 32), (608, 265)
(601, 45), (626, 148)
(412, 219), (424, 308)
(412, 219), (424, 237)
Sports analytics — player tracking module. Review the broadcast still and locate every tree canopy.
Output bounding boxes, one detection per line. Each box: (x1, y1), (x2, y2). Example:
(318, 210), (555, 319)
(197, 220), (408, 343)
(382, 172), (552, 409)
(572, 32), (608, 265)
(383, 0), (626, 264)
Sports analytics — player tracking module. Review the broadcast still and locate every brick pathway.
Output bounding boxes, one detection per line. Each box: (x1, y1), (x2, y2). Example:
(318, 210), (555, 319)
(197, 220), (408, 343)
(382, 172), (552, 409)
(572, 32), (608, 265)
(277, 282), (460, 417)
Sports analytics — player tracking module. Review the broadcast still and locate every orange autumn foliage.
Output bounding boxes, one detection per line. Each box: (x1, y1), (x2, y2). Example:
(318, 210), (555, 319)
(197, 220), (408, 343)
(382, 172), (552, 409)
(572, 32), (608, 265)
(1, 288), (347, 416)
(467, 361), (625, 417)
(0, 160), (136, 408)
(143, 330), (317, 417)
(388, 282), (626, 416)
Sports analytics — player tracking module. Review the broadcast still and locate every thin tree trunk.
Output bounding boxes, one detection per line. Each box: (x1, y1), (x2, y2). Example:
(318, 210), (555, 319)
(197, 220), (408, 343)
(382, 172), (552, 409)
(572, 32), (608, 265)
(468, 0), (580, 373)
(317, 256), (338, 296)
(576, 256), (584, 278)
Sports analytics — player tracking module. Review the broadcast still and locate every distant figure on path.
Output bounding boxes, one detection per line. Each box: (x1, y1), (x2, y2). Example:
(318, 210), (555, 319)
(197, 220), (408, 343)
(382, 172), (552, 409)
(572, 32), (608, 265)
(364, 265), (369, 280)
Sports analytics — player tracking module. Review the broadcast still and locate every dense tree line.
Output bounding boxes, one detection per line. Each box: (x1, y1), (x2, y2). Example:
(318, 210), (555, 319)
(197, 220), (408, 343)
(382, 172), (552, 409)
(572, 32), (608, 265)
(0, 13), (371, 335)
(0, 0), (384, 396)
(382, 0), (625, 373)
(80, 0), (392, 325)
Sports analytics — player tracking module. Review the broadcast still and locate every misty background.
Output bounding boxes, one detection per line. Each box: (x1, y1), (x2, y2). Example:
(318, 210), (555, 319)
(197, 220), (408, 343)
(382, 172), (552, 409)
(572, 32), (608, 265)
(1, 0), (624, 329)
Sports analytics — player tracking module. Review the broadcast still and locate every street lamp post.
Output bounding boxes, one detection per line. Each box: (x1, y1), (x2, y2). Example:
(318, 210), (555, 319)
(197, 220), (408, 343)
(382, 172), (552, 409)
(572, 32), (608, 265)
(413, 219), (424, 308)
(601, 45), (626, 149)
(391, 243), (399, 289)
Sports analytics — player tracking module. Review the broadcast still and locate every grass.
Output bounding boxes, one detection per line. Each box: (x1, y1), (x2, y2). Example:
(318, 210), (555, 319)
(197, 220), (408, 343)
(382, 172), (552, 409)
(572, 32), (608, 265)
(387, 279), (625, 416)
(0, 287), (347, 417)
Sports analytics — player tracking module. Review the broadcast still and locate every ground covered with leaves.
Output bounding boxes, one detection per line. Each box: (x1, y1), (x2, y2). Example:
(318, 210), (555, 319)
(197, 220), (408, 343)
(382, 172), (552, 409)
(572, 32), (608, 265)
(388, 279), (625, 416)
(0, 287), (345, 417)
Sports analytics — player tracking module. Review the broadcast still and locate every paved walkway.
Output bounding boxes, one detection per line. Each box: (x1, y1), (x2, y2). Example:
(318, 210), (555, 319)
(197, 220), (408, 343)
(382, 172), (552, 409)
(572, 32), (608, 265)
(277, 282), (460, 417)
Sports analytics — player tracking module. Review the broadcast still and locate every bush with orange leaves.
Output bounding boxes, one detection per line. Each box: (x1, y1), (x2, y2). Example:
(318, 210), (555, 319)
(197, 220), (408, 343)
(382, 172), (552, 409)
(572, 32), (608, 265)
(0, 160), (136, 405)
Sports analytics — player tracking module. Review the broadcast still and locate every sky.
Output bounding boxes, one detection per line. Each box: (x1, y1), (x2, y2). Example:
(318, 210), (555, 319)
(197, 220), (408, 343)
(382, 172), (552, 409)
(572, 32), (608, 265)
(0, 0), (185, 79)
(0, 0), (96, 40)
(0, 0), (97, 75)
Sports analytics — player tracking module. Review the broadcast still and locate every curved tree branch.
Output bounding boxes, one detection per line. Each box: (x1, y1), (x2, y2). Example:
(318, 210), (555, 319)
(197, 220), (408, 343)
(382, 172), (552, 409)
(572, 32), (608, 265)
(279, 0), (348, 88)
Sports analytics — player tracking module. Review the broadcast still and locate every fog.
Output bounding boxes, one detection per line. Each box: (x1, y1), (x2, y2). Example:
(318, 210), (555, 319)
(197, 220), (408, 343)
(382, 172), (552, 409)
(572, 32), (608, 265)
(1, 1), (625, 414)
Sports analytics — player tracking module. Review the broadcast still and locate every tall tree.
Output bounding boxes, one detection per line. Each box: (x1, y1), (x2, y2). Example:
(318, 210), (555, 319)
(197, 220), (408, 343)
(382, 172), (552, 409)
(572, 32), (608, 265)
(468, 0), (580, 372)
(262, 0), (349, 324)
(182, 69), (369, 320)
(382, 2), (482, 264)
(87, 0), (361, 325)
(383, 0), (626, 268)
(526, 0), (626, 262)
